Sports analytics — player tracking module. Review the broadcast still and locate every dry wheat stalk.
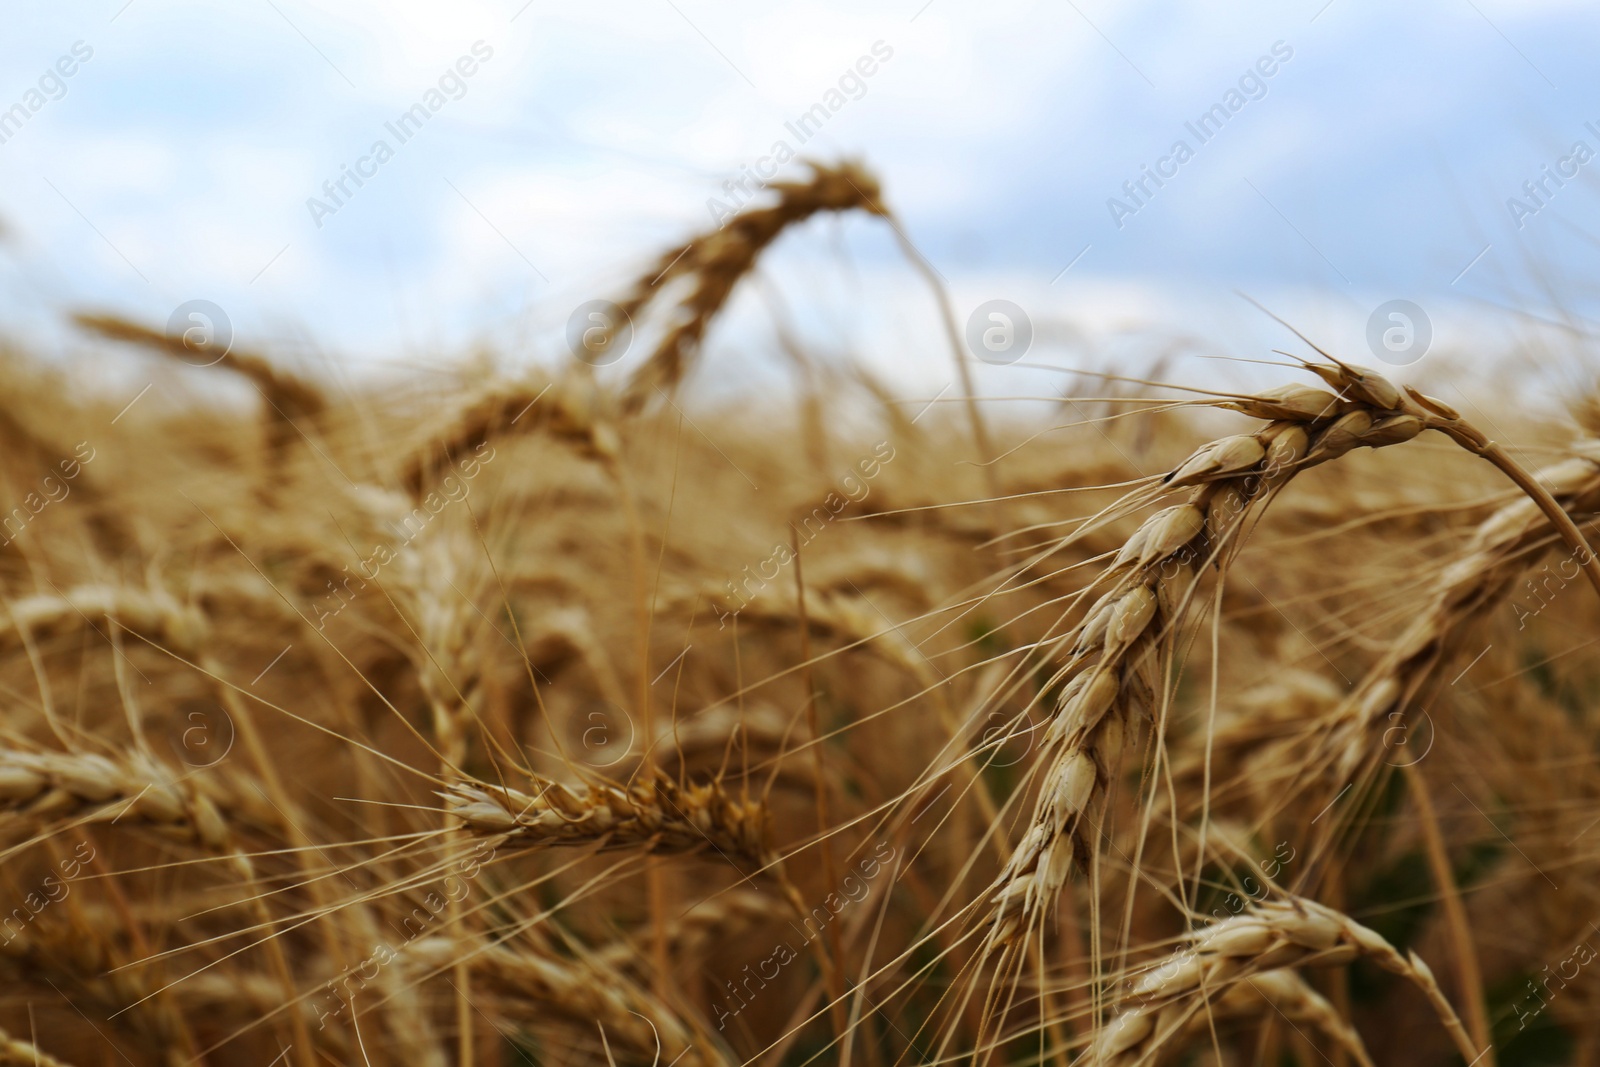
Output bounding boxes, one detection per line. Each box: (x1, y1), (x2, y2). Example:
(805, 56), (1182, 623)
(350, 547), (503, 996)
(73, 313), (325, 465)
(399, 535), (488, 771)
(651, 702), (821, 792)
(397, 372), (620, 497)
(652, 703), (803, 764)
(1088, 896), (1476, 1065)
(1165, 665), (1342, 817)
(987, 368), (1600, 948)
(0, 913), (197, 1065)
(443, 766), (769, 866)
(0, 746), (330, 1059)
(0, 748), (254, 850)
(598, 161), (887, 414)
(1232, 971), (1374, 1067)
(1154, 445), (1600, 870)
(594, 887), (777, 973)
(707, 584), (942, 688)
(988, 376), (1423, 944)
(1159, 440), (1597, 834)
(1322, 442), (1600, 780)
(0, 584), (206, 656)
(1158, 970), (1375, 1067)
(516, 600), (635, 713)
(117, 966), (347, 1047)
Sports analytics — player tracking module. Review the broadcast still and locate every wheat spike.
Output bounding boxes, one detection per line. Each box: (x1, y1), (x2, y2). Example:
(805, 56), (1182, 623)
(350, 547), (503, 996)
(1089, 896), (1477, 1065)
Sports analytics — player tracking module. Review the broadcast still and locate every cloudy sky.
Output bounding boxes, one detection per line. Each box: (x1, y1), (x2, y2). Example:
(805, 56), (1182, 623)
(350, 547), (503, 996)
(1, 0), (1597, 397)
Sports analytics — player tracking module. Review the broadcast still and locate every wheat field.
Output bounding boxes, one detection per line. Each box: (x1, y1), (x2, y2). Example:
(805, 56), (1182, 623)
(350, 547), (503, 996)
(1, 162), (1598, 1067)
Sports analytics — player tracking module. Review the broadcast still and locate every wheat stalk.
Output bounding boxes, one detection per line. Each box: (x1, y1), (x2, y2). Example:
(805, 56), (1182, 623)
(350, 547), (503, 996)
(987, 367), (1600, 949)
(0, 748), (251, 850)
(597, 161), (887, 414)
(1, 585), (206, 656)
(1165, 970), (1376, 1067)
(0, 909), (198, 1065)
(987, 377), (1416, 944)
(73, 312), (324, 471)
(1323, 442), (1600, 779)
(397, 371), (620, 497)
(1088, 896), (1477, 1065)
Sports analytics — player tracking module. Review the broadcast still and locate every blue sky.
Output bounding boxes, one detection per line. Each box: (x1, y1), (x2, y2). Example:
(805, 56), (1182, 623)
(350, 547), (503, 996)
(0, 0), (1596, 398)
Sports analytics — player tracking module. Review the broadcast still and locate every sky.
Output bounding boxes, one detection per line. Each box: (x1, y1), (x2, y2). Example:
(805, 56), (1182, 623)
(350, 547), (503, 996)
(0, 0), (1597, 402)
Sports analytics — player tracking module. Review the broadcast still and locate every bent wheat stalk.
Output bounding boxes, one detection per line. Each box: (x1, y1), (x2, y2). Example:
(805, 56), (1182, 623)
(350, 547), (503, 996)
(1207, 970), (1376, 1067)
(397, 372), (621, 497)
(597, 160), (888, 414)
(988, 364), (1600, 948)
(1089, 897), (1476, 1066)
(988, 373), (1419, 946)
(1322, 442), (1600, 781)
(74, 312), (325, 470)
